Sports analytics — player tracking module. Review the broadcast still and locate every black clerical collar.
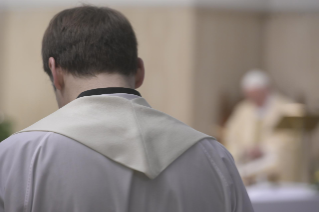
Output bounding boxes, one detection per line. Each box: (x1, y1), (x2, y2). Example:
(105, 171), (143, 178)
(77, 87), (141, 98)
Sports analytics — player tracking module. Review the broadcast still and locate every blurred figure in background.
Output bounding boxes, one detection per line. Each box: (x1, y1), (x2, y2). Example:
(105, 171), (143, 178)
(225, 69), (305, 185)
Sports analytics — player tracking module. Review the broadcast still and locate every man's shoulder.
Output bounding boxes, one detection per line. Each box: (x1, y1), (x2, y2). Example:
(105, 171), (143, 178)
(187, 138), (240, 187)
(0, 131), (67, 154)
(196, 138), (234, 161)
(1, 131), (50, 143)
(184, 138), (235, 171)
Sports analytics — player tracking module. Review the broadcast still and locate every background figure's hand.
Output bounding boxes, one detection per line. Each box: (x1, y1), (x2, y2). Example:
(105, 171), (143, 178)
(247, 146), (264, 160)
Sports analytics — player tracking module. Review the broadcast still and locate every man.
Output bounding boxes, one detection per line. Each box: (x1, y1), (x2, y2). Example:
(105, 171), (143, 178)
(225, 70), (304, 184)
(0, 6), (253, 212)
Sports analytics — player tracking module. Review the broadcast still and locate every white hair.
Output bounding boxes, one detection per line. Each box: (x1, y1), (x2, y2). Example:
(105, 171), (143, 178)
(241, 69), (270, 90)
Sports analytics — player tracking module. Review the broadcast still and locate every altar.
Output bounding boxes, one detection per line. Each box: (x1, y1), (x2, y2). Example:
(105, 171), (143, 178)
(247, 183), (319, 212)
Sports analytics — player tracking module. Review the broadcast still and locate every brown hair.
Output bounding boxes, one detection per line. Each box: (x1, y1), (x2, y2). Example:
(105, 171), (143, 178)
(42, 5), (138, 79)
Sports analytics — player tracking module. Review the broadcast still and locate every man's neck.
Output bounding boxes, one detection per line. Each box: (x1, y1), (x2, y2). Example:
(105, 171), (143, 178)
(59, 73), (135, 107)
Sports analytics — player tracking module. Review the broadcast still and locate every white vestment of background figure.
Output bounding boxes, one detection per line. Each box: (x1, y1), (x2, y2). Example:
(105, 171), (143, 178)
(225, 93), (305, 183)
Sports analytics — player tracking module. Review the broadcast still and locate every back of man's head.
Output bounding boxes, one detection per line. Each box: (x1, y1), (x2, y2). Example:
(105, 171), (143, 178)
(42, 5), (138, 79)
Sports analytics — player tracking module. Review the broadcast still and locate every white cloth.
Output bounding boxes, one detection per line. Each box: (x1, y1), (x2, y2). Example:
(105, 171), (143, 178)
(248, 183), (319, 212)
(18, 95), (210, 179)
(0, 93), (253, 212)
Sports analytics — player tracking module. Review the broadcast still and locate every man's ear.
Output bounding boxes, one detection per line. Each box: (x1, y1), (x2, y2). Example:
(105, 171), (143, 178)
(49, 57), (64, 91)
(135, 58), (145, 89)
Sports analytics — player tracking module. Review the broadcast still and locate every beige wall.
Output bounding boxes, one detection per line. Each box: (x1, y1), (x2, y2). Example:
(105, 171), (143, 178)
(263, 12), (319, 111)
(1, 9), (60, 131)
(0, 11), (5, 111)
(193, 10), (263, 134)
(118, 7), (197, 125)
(262, 12), (319, 157)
